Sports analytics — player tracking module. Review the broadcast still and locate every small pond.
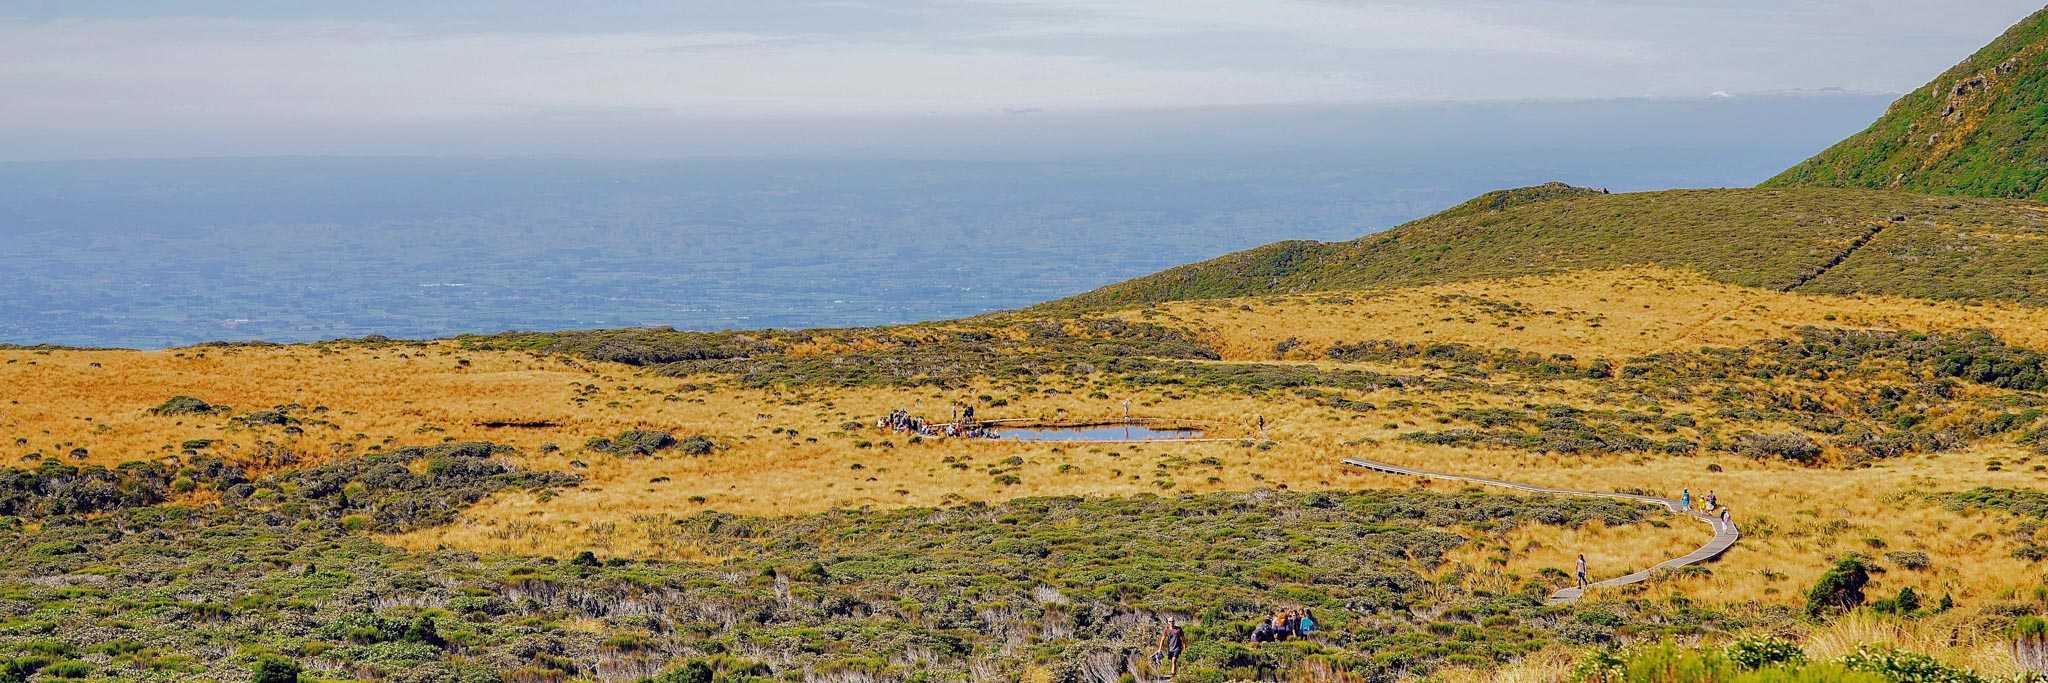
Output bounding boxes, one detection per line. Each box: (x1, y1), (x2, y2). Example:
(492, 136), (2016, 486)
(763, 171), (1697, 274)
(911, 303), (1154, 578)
(994, 424), (1205, 442)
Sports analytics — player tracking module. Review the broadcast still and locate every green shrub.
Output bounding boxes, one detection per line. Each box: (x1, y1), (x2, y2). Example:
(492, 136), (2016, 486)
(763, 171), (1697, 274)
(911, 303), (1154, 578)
(590, 430), (678, 456)
(679, 435), (716, 456)
(1727, 636), (1806, 670)
(1838, 645), (1987, 683)
(1871, 586), (1923, 616)
(150, 396), (218, 416)
(1807, 556), (1873, 616)
(0, 657), (52, 683)
(646, 662), (713, 683)
(1735, 432), (1823, 464)
(39, 661), (91, 679)
(1579, 642), (1893, 683)
(250, 655), (301, 683)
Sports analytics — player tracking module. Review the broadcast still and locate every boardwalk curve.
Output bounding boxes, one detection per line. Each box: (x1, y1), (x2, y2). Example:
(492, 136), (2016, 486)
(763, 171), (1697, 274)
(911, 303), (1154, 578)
(1341, 458), (1740, 605)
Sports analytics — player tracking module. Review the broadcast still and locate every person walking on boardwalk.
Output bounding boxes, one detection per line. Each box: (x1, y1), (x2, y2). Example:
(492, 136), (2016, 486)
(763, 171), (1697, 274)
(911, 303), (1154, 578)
(1704, 490), (1718, 512)
(1681, 488), (1692, 512)
(1576, 554), (1590, 588)
(1153, 618), (1185, 678)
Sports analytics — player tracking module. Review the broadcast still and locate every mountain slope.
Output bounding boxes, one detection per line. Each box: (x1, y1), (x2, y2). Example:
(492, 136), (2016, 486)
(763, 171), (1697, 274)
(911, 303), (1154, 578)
(1043, 185), (2048, 312)
(1765, 7), (2048, 199)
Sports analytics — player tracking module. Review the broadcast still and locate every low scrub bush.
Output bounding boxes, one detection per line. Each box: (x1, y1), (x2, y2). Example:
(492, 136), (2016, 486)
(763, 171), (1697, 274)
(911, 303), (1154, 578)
(149, 395), (220, 416)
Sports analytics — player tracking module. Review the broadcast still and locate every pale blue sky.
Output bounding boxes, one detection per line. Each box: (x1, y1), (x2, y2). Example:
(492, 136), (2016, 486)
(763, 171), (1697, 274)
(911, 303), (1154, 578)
(1, 1), (2041, 158)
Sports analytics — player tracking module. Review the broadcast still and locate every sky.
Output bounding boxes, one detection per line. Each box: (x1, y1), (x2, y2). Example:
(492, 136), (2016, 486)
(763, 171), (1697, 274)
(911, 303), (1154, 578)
(2, 1), (2043, 160)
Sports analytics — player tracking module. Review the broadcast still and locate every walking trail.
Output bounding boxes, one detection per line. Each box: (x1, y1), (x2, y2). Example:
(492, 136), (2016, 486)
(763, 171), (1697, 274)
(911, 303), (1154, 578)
(1342, 458), (1740, 605)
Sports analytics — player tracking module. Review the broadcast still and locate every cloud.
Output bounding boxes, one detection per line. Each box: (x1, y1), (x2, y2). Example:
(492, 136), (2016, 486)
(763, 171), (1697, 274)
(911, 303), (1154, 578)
(0, 16), (1392, 127)
(0, 1), (2044, 159)
(967, 0), (1645, 59)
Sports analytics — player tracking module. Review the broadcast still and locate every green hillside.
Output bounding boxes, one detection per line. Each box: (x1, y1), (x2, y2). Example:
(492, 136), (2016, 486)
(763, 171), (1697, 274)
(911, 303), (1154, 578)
(1765, 8), (2048, 199)
(1053, 9), (2048, 315)
(1044, 185), (2048, 312)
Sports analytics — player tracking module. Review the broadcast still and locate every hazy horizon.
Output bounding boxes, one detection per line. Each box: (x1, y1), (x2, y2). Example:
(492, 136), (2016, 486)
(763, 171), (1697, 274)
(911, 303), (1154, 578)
(5, 2), (2030, 347)
(2, 1), (2040, 160)
(4, 93), (1893, 349)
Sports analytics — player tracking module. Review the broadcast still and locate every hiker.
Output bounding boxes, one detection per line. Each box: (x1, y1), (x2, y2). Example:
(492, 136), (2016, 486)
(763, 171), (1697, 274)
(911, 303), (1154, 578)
(1681, 488), (1692, 511)
(963, 405), (975, 425)
(1705, 490), (1718, 512)
(1249, 619), (1275, 644)
(1153, 618), (1185, 678)
(1286, 609), (1303, 639)
(1271, 613), (1292, 642)
(1298, 608), (1317, 637)
(1720, 506), (1733, 524)
(1576, 554), (1590, 588)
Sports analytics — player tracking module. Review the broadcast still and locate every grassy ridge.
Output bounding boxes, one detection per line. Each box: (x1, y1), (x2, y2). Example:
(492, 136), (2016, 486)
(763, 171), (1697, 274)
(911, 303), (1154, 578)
(1765, 8), (2048, 200)
(1045, 186), (2048, 312)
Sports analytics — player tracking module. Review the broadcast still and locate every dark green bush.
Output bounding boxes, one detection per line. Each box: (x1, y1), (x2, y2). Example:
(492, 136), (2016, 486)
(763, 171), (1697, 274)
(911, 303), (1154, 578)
(1725, 636), (1805, 670)
(679, 435), (716, 456)
(1806, 555), (1873, 616)
(1734, 432), (1823, 464)
(250, 655), (301, 683)
(591, 430), (677, 456)
(150, 395), (219, 416)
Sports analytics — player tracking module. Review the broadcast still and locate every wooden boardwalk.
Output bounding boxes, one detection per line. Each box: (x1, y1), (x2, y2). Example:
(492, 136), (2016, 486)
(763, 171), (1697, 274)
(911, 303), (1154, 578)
(1341, 458), (1740, 605)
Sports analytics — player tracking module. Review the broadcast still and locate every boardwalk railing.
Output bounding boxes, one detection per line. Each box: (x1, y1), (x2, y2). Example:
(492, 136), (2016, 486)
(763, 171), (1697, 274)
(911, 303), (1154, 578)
(1342, 458), (1739, 604)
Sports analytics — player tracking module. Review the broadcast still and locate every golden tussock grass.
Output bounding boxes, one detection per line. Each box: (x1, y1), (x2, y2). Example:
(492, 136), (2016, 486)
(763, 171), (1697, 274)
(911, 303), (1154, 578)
(1423, 647), (1579, 683)
(5, 266), (2048, 613)
(1424, 612), (2036, 681)
(1357, 442), (2048, 612)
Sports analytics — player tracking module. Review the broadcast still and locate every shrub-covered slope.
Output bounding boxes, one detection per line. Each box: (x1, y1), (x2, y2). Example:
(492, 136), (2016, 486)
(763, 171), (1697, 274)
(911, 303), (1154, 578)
(1765, 8), (2048, 200)
(1045, 186), (2048, 312)
(0, 449), (1670, 681)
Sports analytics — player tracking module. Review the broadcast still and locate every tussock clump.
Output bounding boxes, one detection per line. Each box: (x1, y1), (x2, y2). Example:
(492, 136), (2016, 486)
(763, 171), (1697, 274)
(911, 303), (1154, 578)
(461, 327), (787, 365)
(678, 435), (716, 456)
(149, 395), (220, 416)
(1734, 432), (1824, 464)
(1944, 486), (2048, 518)
(587, 430), (677, 456)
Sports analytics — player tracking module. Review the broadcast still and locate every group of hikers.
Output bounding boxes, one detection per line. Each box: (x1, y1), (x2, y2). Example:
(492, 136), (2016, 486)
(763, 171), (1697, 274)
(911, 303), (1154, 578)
(876, 406), (998, 439)
(1681, 487), (1733, 522)
(1248, 607), (1316, 644)
(1574, 488), (1735, 589)
(1144, 609), (1317, 678)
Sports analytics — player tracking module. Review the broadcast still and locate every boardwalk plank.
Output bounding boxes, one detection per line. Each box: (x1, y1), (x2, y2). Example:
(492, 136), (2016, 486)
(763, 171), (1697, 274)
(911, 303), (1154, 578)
(1341, 458), (1740, 605)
